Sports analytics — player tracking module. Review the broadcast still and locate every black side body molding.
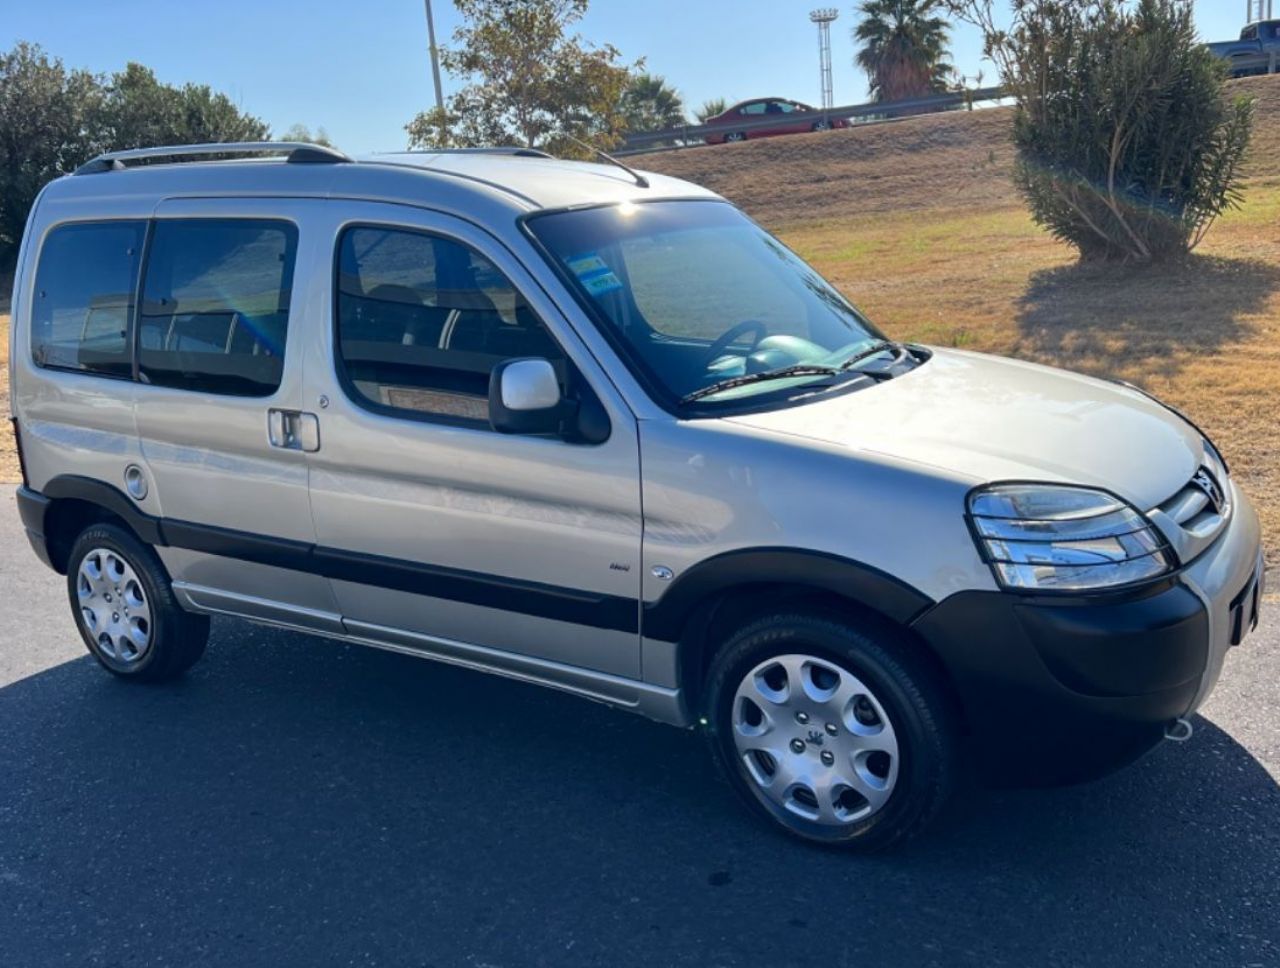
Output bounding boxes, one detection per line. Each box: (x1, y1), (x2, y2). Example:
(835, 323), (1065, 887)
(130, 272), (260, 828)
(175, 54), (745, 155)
(642, 547), (935, 642)
(30, 476), (638, 634)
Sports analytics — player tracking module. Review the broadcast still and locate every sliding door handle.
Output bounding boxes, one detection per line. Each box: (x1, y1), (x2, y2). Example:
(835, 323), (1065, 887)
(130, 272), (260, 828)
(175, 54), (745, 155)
(267, 409), (320, 452)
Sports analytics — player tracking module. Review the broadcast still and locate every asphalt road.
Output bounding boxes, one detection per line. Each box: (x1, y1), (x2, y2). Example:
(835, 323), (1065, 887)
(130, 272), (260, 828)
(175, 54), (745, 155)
(1, 492), (1277, 968)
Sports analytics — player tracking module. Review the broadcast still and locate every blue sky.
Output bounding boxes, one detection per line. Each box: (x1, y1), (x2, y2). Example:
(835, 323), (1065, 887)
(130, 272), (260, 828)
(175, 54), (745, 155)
(2, 1), (1251, 154)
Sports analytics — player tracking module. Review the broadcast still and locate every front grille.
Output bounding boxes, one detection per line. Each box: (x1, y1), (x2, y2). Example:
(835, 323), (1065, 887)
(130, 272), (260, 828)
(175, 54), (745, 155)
(1150, 458), (1231, 565)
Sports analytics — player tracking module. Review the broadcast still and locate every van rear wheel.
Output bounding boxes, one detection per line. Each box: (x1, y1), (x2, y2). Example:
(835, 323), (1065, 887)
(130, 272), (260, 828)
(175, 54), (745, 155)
(703, 611), (958, 850)
(66, 524), (209, 682)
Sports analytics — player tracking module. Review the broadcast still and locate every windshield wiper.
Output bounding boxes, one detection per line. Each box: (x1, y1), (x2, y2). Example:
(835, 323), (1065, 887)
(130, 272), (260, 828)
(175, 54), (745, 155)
(838, 339), (906, 371)
(679, 363), (841, 405)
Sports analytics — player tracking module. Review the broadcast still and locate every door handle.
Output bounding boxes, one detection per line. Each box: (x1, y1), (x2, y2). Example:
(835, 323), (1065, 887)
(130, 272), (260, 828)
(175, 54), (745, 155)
(267, 409), (320, 452)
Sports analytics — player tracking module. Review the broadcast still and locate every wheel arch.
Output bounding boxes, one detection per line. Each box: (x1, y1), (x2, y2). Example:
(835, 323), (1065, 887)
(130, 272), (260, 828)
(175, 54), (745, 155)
(36, 476), (163, 574)
(644, 548), (962, 720)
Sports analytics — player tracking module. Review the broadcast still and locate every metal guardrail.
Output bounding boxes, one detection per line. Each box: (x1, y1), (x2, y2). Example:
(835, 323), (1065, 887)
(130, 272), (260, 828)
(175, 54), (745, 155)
(618, 86), (1006, 156)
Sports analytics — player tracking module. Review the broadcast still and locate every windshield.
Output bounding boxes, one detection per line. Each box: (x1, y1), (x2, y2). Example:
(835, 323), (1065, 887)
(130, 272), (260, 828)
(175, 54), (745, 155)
(527, 200), (892, 410)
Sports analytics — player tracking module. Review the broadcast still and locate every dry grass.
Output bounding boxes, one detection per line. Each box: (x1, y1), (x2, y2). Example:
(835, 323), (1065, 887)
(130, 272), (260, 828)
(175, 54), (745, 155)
(646, 76), (1280, 567)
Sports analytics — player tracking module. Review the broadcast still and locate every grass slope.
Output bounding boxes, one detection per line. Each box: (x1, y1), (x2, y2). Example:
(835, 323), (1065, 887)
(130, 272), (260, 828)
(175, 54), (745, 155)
(646, 76), (1280, 566)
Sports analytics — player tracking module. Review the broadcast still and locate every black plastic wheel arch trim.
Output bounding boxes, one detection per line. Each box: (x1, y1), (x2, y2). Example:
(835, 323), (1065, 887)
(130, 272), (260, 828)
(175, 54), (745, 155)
(29, 476), (638, 634)
(40, 476), (165, 545)
(16, 485), (51, 534)
(642, 547), (935, 642)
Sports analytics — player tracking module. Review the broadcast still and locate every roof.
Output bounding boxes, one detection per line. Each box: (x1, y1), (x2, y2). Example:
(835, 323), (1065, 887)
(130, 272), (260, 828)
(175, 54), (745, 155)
(359, 150), (714, 209)
(37, 144), (717, 226)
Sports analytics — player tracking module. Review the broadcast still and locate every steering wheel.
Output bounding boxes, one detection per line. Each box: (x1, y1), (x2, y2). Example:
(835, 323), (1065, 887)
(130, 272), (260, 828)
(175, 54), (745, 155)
(703, 320), (768, 367)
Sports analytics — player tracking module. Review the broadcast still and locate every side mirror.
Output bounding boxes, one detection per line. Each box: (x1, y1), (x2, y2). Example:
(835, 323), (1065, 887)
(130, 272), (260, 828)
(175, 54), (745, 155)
(489, 358), (565, 436)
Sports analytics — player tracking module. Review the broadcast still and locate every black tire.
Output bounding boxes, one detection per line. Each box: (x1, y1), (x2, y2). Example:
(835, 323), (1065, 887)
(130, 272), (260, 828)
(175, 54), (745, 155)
(811, 120), (831, 131)
(703, 611), (958, 851)
(66, 523), (209, 682)
(725, 131), (747, 143)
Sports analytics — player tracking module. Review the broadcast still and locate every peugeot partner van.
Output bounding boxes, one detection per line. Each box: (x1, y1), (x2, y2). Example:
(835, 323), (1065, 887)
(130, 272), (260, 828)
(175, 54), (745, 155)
(9, 143), (1265, 849)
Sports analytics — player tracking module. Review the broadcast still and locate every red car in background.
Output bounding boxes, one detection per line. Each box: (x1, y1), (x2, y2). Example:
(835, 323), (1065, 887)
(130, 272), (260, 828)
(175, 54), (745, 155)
(702, 97), (850, 144)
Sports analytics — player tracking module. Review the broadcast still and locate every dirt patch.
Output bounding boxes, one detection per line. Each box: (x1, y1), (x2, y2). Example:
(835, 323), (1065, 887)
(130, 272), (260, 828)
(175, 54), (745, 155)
(647, 104), (1020, 231)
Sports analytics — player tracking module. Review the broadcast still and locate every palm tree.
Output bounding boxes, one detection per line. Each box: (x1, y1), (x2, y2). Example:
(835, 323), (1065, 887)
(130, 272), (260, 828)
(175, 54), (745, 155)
(695, 97), (728, 123)
(621, 73), (687, 133)
(853, 0), (953, 104)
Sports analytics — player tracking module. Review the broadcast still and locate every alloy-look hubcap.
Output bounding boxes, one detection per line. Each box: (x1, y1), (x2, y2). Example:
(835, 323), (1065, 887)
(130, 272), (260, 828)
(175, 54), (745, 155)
(731, 654), (900, 826)
(76, 548), (152, 665)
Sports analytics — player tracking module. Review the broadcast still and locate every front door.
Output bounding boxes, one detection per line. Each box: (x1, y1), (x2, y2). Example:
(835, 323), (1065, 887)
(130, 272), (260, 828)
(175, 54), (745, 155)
(133, 197), (337, 628)
(301, 202), (643, 678)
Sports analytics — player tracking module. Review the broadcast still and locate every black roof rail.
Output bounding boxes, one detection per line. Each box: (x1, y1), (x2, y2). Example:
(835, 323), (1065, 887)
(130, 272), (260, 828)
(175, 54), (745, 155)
(73, 142), (352, 175)
(377, 147), (554, 159)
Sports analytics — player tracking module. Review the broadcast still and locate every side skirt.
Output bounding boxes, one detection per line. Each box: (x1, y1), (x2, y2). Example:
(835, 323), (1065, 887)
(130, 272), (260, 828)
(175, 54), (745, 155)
(171, 581), (689, 726)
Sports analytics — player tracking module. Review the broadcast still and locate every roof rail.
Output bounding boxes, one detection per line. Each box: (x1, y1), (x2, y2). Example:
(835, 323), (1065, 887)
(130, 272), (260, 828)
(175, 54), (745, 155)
(73, 141), (352, 175)
(376, 147), (553, 159)
(449, 147), (553, 158)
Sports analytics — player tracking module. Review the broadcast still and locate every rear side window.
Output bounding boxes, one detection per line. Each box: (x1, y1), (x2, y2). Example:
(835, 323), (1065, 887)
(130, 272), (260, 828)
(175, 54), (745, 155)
(138, 219), (297, 396)
(32, 221), (146, 378)
(335, 226), (564, 426)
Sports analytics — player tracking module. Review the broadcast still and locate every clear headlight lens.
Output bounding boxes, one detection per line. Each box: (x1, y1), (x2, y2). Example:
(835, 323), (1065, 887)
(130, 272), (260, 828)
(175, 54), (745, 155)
(968, 484), (1174, 591)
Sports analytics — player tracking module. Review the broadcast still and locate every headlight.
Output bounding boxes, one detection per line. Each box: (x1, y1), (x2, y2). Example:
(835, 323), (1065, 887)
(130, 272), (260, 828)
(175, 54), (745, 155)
(967, 484), (1174, 592)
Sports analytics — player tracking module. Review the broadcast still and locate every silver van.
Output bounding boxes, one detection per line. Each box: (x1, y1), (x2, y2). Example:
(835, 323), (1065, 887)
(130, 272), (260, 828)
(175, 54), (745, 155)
(8, 143), (1265, 849)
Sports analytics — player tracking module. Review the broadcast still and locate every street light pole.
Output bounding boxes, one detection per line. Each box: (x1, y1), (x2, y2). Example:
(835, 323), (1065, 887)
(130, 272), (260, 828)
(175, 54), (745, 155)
(810, 9), (839, 112)
(424, 0), (445, 115)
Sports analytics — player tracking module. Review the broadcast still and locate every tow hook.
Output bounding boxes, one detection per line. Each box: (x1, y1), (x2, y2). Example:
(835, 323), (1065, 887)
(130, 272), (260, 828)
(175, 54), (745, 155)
(1164, 718), (1194, 742)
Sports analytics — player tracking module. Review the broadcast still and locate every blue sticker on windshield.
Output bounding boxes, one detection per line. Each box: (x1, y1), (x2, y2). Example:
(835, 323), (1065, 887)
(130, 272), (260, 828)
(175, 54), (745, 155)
(566, 252), (624, 297)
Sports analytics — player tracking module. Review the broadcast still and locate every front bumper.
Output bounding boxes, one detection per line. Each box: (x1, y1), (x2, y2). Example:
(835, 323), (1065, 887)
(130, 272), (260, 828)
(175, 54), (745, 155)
(913, 481), (1264, 785)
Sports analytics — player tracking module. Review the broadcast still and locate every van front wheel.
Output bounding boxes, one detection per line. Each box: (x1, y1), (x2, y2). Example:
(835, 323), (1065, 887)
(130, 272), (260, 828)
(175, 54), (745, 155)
(703, 612), (958, 850)
(66, 524), (209, 682)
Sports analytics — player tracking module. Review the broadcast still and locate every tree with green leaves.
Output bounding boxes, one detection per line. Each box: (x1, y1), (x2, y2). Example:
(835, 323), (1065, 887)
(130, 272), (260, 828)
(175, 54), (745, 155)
(405, 0), (636, 158)
(0, 42), (272, 266)
(695, 97), (729, 123)
(93, 62), (269, 150)
(621, 73), (686, 133)
(946, 0), (1253, 262)
(853, 0), (954, 103)
(0, 43), (100, 264)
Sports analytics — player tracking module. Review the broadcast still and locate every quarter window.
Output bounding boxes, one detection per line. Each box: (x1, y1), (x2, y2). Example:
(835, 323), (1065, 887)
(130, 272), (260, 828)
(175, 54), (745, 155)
(138, 219), (297, 396)
(335, 226), (564, 426)
(32, 221), (146, 378)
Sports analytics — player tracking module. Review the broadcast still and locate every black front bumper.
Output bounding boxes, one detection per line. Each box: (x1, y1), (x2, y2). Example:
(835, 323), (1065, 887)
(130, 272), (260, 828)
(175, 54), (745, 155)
(912, 579), (1210, 785)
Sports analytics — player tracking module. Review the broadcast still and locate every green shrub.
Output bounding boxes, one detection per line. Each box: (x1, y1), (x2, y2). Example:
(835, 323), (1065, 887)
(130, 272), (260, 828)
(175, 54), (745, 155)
(949, 0), (1253, 263)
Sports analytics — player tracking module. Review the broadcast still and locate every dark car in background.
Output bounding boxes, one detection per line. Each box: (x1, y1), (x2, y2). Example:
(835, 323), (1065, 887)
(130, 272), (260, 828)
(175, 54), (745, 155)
(1206, 20), (1280, 76)
(703, 97), (850, 144)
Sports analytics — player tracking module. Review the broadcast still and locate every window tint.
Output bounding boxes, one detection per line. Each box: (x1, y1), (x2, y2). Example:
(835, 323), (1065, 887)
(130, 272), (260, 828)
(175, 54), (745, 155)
(138, 219), (297, 396)
(32, 221), (145, 377)
(336, 226), (564, 425)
